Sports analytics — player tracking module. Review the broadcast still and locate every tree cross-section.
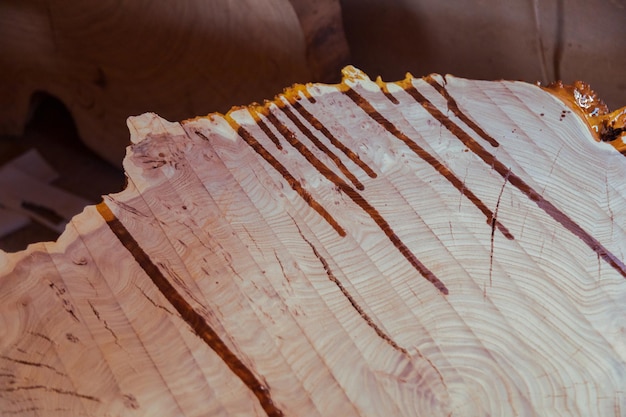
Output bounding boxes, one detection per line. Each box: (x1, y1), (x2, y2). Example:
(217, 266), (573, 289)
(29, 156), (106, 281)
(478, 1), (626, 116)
(1, 67), (625, 416)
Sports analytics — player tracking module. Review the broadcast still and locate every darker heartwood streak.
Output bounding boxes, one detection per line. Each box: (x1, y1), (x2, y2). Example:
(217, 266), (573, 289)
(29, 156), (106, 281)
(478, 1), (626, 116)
(96, 202), (284, 417)
(342, 87), (514, 241)
(233, 108), (449, 295)
(403, 79), (626, 279)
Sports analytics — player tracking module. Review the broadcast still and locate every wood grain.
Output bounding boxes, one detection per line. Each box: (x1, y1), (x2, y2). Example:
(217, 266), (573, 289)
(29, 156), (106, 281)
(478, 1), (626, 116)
(1, 67), (625, 416)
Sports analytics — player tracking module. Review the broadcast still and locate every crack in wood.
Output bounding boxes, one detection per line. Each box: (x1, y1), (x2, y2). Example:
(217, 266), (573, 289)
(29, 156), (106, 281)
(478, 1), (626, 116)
(293, 223), (409, 355)
(28, 332), (54, 344)
(0, 385), (100, 402)
(0, 355), (66, 377)
(261, 103), (448, 295)
(133, 284), (175, 316)
(87, 301), (123, 349)
(47, 281), (80, 323)
(489, 173), (510, 289)
(344, 86), (513, 241)
(407, 81), (626, 279)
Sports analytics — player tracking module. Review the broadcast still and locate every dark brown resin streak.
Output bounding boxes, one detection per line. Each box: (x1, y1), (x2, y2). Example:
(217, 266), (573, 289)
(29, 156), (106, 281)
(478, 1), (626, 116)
(270, 105), (365, 190)
(344, 88), (514, 240)
(405, 84), (626, 279)
(253, 115), (283, 151)
(425, 76), (499, 147)
(263, 110), (448, 295)
(295, 225), (408, 355)
(379, 82), (400, 105)
(96, 202), (284, 417)
(288, 98), (378, 179)
(229, 123), (346, 237)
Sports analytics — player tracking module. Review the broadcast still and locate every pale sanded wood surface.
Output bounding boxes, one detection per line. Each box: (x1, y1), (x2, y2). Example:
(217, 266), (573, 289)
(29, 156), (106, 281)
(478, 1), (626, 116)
(1, 68), (626, 416)
(0, 0), (348, 166)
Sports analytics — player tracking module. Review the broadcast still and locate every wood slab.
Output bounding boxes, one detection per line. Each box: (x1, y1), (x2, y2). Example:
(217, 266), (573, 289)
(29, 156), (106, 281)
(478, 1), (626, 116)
(1, 67), (625, 416)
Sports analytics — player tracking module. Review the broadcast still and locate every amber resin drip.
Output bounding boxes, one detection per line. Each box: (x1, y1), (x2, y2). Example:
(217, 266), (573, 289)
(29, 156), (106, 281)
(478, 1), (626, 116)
(544, 81), (626, 154)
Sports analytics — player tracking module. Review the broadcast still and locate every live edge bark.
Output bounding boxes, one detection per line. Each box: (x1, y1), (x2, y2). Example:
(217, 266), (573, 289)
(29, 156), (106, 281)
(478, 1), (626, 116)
(1, 67), (625, 416)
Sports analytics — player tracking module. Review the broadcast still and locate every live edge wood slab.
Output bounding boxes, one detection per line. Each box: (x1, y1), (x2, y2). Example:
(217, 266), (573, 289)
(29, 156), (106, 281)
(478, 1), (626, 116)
(1, 67), (626, 416)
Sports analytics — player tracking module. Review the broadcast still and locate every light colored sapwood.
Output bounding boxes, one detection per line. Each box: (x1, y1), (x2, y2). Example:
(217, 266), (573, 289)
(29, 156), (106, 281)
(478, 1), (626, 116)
(1, 68), (625, 416)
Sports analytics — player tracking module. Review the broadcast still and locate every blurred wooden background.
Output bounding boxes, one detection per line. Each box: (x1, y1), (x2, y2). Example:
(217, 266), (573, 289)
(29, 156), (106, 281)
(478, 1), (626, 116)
(1, 0), (625, 251)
